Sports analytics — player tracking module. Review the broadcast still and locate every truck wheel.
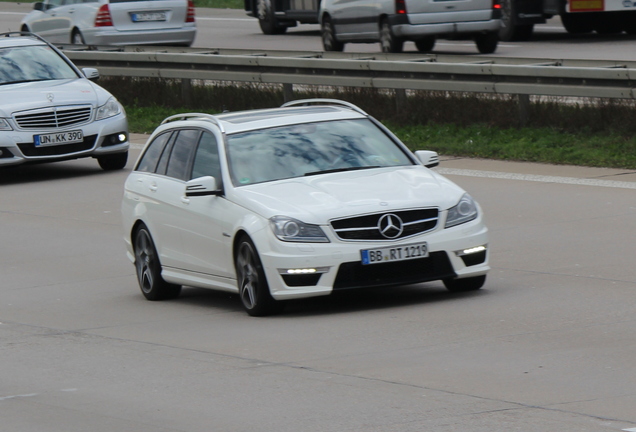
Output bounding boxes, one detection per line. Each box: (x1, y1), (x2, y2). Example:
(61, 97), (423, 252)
(379, 19), (403, 53)
(498, 0), (534, 41)
(560, 13), (593, 34)
(256, 0), (287, 35)
(414, 36), (435, 53)
(321, 17), (344, 51)
(475, 32), (498, 54)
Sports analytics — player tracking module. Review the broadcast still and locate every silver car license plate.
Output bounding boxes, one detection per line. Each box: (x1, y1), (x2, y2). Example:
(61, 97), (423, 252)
(360, 242), (428, 265)
(131, 12), (167, 22)
(34, 130), (83, 147)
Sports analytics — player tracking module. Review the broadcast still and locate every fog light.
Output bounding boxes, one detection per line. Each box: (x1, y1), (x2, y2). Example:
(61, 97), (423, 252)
(118, 133), (127, 143)
(455, 245), (487, 256)
(278, 267), (329, 275)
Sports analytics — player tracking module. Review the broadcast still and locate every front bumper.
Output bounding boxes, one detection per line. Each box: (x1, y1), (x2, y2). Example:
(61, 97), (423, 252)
(0, 114), (129, 167)
(254, 216), (490, 300)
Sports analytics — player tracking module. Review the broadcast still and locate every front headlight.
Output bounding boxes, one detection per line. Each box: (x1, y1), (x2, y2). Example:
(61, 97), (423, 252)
(0, 118), (13, 131)
(96, 97), (122, 120)
(270, 216), (330, 243)
(445, 194), (478, 228)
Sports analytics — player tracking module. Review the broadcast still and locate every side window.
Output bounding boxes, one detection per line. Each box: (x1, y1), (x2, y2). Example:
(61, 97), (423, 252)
(191, 132), (222, 185)
(165, 129), (200, 181)
(136, 131), (171, 173)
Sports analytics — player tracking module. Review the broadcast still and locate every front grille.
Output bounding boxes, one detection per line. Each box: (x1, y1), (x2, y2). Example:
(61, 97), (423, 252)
(333, 251), (456, 290)
(14, 106), (92, 129)
(18, 135), (97, 157)
(331, 208), (439, 241)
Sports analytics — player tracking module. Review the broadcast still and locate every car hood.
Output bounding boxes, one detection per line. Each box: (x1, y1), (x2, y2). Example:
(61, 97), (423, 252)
(232, 166), (466, 224)
(0, 78), (112, 116)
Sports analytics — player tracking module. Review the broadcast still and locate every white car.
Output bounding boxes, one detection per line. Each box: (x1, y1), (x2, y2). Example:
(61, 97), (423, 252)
(121, 99), (489, 316)
(0, 32), (128, 170)
(20, 0), (196, 46)
(319, 0), (501, 53)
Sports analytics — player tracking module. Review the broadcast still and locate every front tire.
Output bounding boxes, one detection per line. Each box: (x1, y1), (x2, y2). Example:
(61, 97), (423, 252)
(256, 0), (287, 35)
(134, 226), (182, 301)
(443, 275), (486, 292)
(380, 19), (403, 53)
(97, 151), (128, 171)
(475, 32), (498, 54)
(321, 17), (344, 52)
(235, 236), (283, 316)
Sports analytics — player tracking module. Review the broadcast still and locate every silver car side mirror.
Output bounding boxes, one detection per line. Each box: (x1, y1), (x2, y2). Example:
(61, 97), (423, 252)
(415, 150), (440, 168)
(185, 176), (222, 197)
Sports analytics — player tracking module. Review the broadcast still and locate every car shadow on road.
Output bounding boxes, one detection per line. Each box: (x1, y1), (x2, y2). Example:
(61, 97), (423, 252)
(0, 161), (129, 185)
(173, 283), (488, 318)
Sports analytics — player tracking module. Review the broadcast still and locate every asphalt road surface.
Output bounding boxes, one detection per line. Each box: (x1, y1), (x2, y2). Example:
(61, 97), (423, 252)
(1, 136), (636, 431)
(2, 3), (636, 60)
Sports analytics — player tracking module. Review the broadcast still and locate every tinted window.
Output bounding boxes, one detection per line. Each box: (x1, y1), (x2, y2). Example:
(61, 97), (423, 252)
(226, 119), (413, 186)
(191, 132), (221, 183)
(166, 129), (200, 181)
(0, 46), (77, 85)
(136, 132), (171, 173)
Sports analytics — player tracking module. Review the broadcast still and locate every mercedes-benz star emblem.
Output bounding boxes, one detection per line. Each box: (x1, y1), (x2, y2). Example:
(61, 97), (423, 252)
(378, 213), (403, 239)
(46, 93), (54, 103)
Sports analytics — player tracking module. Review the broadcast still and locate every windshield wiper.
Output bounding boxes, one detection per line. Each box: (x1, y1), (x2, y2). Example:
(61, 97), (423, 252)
(304, 166), (380, 177)
(0, 79), (46, 86)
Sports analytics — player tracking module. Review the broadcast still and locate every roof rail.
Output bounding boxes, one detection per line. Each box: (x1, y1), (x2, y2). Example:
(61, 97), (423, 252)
(0, 31), (49, 44)
(161, 113), (225, 134)
(281, 99), (368, 116)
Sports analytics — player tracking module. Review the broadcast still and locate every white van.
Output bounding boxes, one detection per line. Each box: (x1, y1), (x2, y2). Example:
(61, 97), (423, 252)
(319, 0), (502, 53)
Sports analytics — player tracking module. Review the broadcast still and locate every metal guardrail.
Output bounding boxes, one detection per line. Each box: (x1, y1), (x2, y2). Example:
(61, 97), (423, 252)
(61, 46), (636, 100)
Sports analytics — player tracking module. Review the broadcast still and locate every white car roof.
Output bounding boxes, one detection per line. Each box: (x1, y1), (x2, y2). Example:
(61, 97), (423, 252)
(160, 103), (369, 136)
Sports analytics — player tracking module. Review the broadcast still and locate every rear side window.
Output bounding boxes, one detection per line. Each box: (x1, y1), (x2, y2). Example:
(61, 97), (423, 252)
(136, 131), (171, 173)
(191, 132), (221, 183)
(165, 129), (200, 181)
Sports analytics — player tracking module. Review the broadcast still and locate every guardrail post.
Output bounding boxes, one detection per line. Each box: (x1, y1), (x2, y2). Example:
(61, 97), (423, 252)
(395, 89), (407, 112)
(283, 83), (294, 102)
(181, 78), (192, 106)
(518, 94), (530, 127)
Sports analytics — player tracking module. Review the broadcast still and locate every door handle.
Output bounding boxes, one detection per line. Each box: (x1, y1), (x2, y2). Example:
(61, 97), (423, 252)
(149, 184), (158, 192)
(181, 197), (190, 205)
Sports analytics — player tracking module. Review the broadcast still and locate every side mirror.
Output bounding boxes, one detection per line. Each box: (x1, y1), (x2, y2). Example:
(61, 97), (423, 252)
(185, 176), (222, 197)
(415, 150), (439, 168)
(33, 2), (44, 11)
(82, 68), (100, 81)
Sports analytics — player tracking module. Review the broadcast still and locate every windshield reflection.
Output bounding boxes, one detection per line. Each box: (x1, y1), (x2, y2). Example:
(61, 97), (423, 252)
(0, 46), (77, 85)
(226, 119), (414, 186)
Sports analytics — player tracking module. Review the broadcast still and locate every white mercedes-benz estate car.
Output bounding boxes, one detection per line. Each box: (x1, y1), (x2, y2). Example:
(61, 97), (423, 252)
(0, 32), (129, 170)
(121, 99), (489, 316)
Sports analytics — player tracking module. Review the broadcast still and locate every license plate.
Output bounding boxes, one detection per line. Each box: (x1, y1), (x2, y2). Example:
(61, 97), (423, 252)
(34, 130), (83, 147)
(361, 242), (428, 265)
(131, 12), (167, 22)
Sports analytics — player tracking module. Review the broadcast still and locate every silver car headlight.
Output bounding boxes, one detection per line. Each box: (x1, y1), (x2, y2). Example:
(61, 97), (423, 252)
(445, 194), (478, 228)
(0, 118), (13, 131)
(270, 216), (330, 243)
(95, 97), (122, 120)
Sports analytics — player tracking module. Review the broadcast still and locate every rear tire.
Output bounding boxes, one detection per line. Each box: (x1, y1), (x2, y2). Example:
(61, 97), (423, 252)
(71, 29), (85, 45)
(235, 236), (283, 316)
(97, 152), (128, 171)
(560, 13), (593, 34)
(443, 275), (486, 292)
(498, 0), (534, 41)
(321, 17), (344, 52)
(133, 226), (182, 301)
(256, 0), (287, 35)
(414, 36), (435, 53)
(380, 19), (403, 53)
(475, 33), (498, 54)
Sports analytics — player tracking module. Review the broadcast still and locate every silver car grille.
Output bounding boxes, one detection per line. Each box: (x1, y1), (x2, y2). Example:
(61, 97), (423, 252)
(330, 208), (439, 241)
(14, 106), (92, 129)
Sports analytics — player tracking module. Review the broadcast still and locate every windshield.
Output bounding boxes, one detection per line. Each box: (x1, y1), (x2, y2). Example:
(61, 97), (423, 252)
(226, 118), (414, 186)
(0, 45), (78, 85)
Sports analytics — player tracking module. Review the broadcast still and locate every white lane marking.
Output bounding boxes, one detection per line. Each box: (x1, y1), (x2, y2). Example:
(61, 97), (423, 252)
(436, 167), (636, 190)
(622, 428), (636, 431)
(0, 393), (38, 401)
